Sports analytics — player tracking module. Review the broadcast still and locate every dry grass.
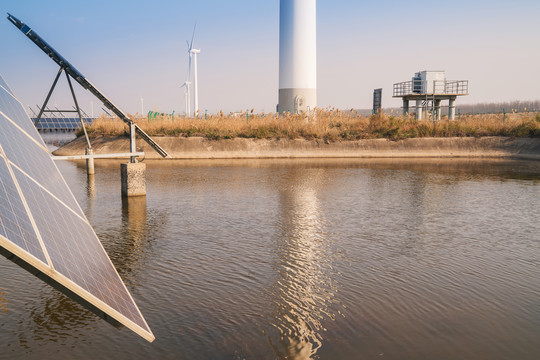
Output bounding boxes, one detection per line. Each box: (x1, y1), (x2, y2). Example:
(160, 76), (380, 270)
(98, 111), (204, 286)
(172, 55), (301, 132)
(79, 109), (540, 141)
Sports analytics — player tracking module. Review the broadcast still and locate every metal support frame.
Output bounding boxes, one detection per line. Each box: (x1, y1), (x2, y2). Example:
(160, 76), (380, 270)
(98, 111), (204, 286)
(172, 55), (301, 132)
(8, 13), (170, 159)
(52, 152), (145, 161)
(129, 121), (137, 164)
(66, 71), (91, 149)
(35, 67), (63, 127)
(35, 67), (92, 149)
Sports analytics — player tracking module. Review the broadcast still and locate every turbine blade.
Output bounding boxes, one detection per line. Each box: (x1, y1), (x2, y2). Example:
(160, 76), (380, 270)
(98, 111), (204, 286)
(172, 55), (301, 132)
(188, 53), (192, 79)
(189, 23), (196, 50)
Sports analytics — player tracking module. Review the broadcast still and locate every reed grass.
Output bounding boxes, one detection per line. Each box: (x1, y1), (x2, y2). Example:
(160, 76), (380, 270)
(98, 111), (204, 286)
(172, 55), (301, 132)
(78, 109), (540, 140)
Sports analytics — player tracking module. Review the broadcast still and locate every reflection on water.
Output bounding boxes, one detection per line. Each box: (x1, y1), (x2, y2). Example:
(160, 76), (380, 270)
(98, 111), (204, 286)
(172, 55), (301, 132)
(27, 287), (96, 343)
(0, 289), (7, 314)
(0, 157), (539, 359)
(267, 169), (337, 359)
(86, 174), (96, 199)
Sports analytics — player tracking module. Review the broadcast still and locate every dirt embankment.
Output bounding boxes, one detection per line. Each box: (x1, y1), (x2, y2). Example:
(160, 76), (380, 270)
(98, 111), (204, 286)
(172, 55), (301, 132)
(53, 136), (540, 161)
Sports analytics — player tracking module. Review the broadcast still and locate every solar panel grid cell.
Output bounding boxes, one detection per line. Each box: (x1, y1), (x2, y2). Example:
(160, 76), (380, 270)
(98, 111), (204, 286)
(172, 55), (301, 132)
(0, 156), (47, 263)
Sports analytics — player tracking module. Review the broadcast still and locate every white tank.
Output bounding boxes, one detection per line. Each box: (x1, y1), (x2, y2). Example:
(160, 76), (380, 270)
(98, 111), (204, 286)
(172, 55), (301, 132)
(278, 0), (317, 114)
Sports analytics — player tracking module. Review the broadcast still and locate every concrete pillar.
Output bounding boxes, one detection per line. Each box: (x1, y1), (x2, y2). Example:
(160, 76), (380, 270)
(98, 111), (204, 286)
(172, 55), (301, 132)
(121, 162), (146, 197)
(435, 99), (442, 121)
(86, 148), (95, 175)
(415, 99), (423, 121)
(403, 99), (409, 116)
(448, 97), (456, 120)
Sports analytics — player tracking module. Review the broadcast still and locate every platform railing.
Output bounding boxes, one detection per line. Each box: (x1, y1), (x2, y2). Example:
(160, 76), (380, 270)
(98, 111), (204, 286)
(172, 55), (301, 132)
(393, 80), (468, 96)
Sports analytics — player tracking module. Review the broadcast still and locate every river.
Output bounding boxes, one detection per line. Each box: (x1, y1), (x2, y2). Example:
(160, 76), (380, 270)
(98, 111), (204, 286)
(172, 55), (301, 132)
(1, 134), (539, 359)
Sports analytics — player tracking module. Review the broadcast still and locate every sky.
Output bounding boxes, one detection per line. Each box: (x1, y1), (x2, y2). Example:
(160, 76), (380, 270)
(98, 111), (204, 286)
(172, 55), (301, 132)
(0, 0), (539, 116)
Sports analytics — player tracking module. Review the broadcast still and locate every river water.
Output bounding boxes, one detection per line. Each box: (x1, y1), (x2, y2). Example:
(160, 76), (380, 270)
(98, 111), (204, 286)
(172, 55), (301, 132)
(1, 137), (540, 359)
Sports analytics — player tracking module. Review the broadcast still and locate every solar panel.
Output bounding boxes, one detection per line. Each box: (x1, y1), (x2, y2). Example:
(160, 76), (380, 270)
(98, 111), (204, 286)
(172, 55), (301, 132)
(33, 117), (94, 131)
(0, 75), (14, 95)
(0, 85), (44, 145)
(0, 75), (154, 342)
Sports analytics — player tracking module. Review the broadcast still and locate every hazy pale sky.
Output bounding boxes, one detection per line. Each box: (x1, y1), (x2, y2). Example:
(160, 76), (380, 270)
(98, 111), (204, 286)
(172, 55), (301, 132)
(0, 0), (539, 115)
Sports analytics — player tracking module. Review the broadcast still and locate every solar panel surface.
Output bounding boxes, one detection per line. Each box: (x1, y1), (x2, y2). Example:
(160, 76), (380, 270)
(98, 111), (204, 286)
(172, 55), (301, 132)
(0, 89), (44, 145)
(34, 117), (94, 131)
(0, 75), (14, 95)
(0, 75), (154, 342)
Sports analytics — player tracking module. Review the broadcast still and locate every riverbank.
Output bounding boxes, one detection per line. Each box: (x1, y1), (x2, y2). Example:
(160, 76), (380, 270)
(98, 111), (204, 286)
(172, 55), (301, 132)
(53, 136), (540, 160)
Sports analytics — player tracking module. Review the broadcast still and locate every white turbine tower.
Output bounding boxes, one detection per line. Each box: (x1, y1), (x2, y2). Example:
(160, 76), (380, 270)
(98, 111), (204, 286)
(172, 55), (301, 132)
(278, 0), (317, 114)
(186, 25), (201, 117)
(180, 81), (191, 117)
(191, 48), (200, 117)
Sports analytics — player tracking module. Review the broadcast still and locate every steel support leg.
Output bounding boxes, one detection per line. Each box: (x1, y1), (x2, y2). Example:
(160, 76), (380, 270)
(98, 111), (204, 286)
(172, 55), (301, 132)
(35, 67), (64, 127)
(130, 121), (137, 164)
(66, 72), (92, 149)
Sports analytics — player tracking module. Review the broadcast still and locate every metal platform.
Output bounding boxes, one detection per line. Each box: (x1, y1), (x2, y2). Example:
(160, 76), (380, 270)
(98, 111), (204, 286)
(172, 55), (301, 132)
(392, 75), (469, 121)
(393, 80), (468, 98)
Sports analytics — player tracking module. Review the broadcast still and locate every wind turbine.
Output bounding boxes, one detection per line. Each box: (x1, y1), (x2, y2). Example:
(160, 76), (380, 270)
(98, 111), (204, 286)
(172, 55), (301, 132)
(187, 24), (201, 117)
(180, 81), (191, 117)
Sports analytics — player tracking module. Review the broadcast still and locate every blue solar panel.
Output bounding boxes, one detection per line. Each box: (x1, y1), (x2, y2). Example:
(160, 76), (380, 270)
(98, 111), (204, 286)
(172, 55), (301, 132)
(0, 78), (44, 145)
(0, 75), (154, 342)
(33, 117), (94, 131)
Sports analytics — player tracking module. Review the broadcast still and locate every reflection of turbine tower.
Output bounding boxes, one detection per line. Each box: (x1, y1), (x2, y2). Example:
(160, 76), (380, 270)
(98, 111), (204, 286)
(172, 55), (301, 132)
(268, 168), (338, 359)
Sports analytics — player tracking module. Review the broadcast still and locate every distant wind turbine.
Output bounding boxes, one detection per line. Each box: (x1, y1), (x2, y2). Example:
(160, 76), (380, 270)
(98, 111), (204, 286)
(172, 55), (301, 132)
(180, 81), (191, 117)
(187, 24), (201, 117)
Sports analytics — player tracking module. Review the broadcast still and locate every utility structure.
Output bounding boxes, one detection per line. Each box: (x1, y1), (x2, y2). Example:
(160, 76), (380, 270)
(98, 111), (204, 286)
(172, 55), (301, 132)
(8, 13), (170, 197)
(278, 0), (317, 115)
(373, 88), (382, 114)
(393, 71), (468, 121)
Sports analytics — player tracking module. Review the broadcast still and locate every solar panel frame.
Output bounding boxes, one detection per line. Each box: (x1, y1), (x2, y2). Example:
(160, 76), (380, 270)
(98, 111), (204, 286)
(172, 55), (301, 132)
(0, 77), (154, 342)
(0, 75), (14, 95)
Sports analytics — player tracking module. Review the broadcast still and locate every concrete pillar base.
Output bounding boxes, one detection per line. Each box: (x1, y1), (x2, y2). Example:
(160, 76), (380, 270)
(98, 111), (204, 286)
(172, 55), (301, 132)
(121, 162), (146, 197)
(415, 100), (423, 121)
(403, 99), (409, 116)
(86, 148), (95, 175)
(449, 97), (456, 120)
(435, 100), (442, 121)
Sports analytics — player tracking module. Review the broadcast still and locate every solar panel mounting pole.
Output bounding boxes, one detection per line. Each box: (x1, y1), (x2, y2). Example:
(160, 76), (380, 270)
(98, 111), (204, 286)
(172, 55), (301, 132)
(130, 121), (137, 164)
(7, 13), (170, 159)
(34, 67), (63, 127)
(65, 71), (92, 149)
